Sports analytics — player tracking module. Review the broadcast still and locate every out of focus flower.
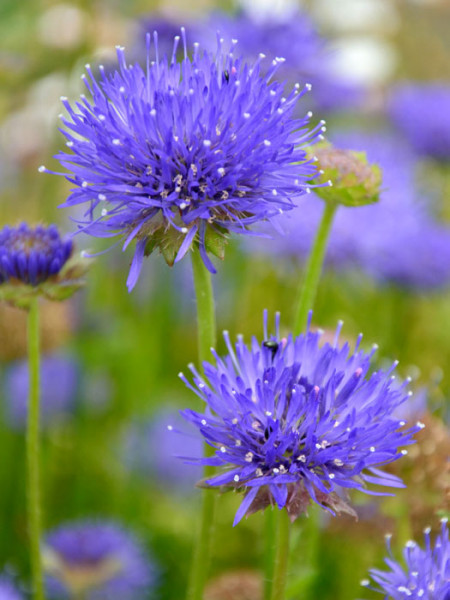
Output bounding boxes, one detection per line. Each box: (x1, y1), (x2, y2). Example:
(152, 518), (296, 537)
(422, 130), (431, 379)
(388, 84), (450, 160)
(3, 354), (78, 430)
(181, 312), (421, 526)
(44, 30), (319, 291)
(0, 223), (88, 308)
(198, 9), (365, 115)
(123, 410), (202, 493)
(361, 518), (450, 599)
(36, 4), (87, 49)
(43, 521), (155, 600)
(0, 577), (23, 600)
(261, 131), (450, 291)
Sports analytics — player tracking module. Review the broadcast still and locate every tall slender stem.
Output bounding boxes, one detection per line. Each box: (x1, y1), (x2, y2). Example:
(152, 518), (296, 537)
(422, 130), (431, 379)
(293, 202), (337, 335)
(187, 247), (217, 600)
(263, 509), (276, 600)
(270, 510), (291, 600)
(27, 297), (45, 600)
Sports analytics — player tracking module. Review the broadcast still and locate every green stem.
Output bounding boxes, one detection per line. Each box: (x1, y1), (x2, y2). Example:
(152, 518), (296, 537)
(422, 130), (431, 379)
(293, 202), (337, 335)
(187, 248), (217, 600)
(270, 510), (291, 600)
(263, 509), (276, 600)
(27, 298), (45, 600)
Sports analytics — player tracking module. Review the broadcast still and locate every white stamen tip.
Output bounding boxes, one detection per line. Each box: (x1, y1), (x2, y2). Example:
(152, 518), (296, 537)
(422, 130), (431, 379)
(401, 450), (408, 455)
(101, 208), (108, 217)
(181, 227), (188, 234)
(98, 194), (106, 201)
(201, 419), (207, 425)
(167, 425), (173, 431)
(233, 475), (240, 482)
(38, 165), (46, 173)
(203, 140), (212, 147)
(305, 83), (312, 91)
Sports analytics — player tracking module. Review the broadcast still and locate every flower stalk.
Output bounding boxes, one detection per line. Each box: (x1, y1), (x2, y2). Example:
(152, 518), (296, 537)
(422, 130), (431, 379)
(27, 297), (45, 600)
(293, 201), (337, 334)
(187, 247), (217, 600)
(270, 510), (291, 600)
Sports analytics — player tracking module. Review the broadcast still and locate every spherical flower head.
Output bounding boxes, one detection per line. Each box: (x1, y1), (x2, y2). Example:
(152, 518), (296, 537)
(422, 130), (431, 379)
(0, 577), (23, 600)
(309, 142), (382, 207)
(0, 223), (88, 308)
(3, 354), (78, 430)
(180, 312), (421, 526)
(388, 83), (450, 161)
(361, 519), (450, 599)
(43, 520), (155, 599)
(46, 30), (321, 291)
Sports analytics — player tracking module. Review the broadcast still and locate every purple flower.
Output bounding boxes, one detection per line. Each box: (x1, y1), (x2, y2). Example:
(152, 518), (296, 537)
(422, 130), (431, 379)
(44, 30), (320, 290)
(0, 223), (72, 286)
(2, 354), (78, 430)
(180, 312), (421, 526)
(123, 410), (202, 493)
(361, 518), (450, 599)
(261, 131), (450, 290)
(388, 83), (450, 160)
(197, 10), (365, 115)
(43, 520), (155, 599)
(199, 9), (324, 83)
(0, 577), (23, 600)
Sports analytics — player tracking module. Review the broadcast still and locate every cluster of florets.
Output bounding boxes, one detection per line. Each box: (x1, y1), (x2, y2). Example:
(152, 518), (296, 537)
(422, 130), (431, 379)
(180, 313), (421, 525)
(361, 518), (449, 599)
(43, 521), (155, 599)
(43, 30), (321, 290)
(0, 223), (72, 286)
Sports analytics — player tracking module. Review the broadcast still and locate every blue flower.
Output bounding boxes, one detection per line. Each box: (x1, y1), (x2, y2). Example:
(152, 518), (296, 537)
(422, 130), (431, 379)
(0, 577), (23, 600)
(3, 354), (78, 430)
(389, 83), (450, 161)
(43, 520), (156, 600)
(43, 30), (320, 290)
(361, 518), (450, 599)
(123, 409), (202, 494)
(180, 312), (421, 526)
(0, 223), (72, 287)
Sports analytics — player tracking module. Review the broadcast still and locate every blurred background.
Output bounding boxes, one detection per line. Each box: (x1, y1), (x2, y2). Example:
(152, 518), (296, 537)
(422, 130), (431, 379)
(0, 0), (449, 598)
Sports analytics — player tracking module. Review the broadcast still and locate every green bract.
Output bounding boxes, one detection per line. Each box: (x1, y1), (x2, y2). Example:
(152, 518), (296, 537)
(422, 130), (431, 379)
(0, 253), (91, 310)
(310, 142), (382, 207)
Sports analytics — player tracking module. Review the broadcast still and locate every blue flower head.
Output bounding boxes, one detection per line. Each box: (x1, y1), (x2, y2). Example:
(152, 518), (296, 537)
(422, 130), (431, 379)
(3, 354), (78, 430)
(389, 83), (450, 161)
(180, 312), (422, 526)
(0, 223), (72, 287)
(43, 520), (156, 600)
(42, 30), (321, 290)
(361, 518), (450, 599)
(0, 577), (23, 600)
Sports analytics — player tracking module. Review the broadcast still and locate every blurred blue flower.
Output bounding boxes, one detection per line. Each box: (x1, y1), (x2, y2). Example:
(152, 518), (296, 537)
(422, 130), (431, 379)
(0, 223), (72, 286)
(43, 520), (155, 600)
(196, 10), (365, 115)
(361, 518), (450, 599)
(46, 30), (320, 291)
(0, 577), (23, 600)
(261, 131), (450, 291)
(389, 83), (450, 161)
(180, 312), (421, 526)
(123, 409), (202, 494)
(3, 354), (78, 430)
